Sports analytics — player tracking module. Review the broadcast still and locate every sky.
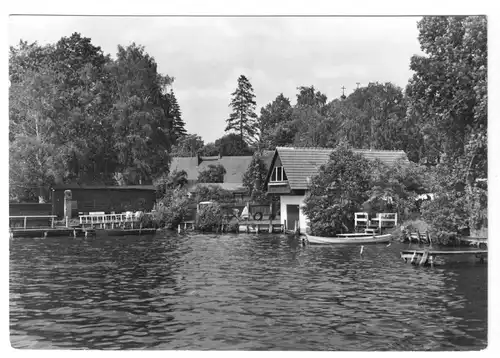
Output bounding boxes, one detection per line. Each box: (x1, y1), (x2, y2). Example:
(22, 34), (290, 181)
(9, 16), (424, 143)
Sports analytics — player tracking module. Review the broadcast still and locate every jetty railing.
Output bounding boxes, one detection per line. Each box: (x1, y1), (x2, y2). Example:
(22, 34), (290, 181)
(9, 215), (57, 229)
(79, 212), (140, 226)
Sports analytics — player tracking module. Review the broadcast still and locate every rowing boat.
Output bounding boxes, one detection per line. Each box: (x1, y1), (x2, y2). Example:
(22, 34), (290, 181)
(304, 233), (392, 245)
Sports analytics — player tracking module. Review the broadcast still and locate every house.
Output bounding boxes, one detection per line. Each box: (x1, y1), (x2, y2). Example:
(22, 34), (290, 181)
(264, 147), (409, 233)
(51, 184), (157, 218)
(170, 151), (274, 199)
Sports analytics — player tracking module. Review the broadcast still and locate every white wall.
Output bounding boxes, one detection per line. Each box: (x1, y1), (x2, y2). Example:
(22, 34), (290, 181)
(280, 195), (309, 233)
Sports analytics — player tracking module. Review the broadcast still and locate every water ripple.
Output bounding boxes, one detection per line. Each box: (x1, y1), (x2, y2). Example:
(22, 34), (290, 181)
(10, 233), (487, 350)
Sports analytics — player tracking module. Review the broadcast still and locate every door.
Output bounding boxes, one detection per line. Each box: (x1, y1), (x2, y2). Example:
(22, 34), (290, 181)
(286, 204), (300, 230)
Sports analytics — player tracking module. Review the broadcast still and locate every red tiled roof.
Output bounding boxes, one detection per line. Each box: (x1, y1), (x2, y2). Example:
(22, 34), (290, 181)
(272, 147), (409, 190)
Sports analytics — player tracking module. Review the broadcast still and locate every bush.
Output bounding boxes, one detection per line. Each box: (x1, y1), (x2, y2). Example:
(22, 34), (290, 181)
(192, 185), (235, 203)
(151, 188), (190, 229)
(196, 202), (223, 232)
(197, 164), (226, 183)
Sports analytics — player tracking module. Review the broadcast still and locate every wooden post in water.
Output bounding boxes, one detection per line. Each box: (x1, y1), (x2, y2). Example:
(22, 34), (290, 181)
(284, 220), (287, 233)
(419, 250), (429, 266)
(23, 216), (27, 229)
(51, 217), (54, 228)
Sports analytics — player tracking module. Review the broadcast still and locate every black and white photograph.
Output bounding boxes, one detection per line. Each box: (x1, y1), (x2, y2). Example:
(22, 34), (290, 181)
(5, 2), (494, 352)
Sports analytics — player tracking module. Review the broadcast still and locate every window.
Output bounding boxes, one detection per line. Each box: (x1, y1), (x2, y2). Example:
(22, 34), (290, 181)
(271, 166), (287, 182)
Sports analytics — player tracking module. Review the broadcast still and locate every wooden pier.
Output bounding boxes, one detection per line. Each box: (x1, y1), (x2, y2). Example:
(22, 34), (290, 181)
(401, 249), (488, 267)
(176, 220), (284, 234)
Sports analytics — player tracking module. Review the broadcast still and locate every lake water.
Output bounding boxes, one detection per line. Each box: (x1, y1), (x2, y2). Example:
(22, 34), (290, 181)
(10, 233), (487, 350)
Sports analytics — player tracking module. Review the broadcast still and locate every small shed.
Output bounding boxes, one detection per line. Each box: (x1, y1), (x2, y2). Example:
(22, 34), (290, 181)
(51, 184), (157, 218)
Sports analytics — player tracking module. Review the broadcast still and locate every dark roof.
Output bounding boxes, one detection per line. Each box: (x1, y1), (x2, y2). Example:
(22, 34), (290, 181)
(170, 156), (254, 183)
(269, 147), (409, 190)
(188, 182), (248, 193)
(52, 184), (156, 191)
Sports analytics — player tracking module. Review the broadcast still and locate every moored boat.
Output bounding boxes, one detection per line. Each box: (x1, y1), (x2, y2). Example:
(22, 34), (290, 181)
(304, 233), (392, 245)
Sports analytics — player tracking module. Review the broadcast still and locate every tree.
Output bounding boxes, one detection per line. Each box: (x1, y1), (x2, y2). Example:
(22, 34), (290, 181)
(153, 169), (188, 198)
(295, 85), (328, 112)
(9, 35), (115, 200)
(166, 89), (187, 140)
(199, 142), (219, 156)
(225, 75), (259, 145)
(242, 151), (268, 201)
(406, 16), (486, 175)
(197, 164), (226, 183)
(108, 43), (173, 184)
(303, 143), (373, 236)
(214, 133), (253, 156)
(258, 93), (294, 150)
(151, 188), (190, 229)
(170, 133), (204, 157)
(342, 83), (408, 152)
(406, 16), (487, 234)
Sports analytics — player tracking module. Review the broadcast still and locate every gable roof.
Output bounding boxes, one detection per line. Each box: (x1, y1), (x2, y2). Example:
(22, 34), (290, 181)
(267, 147), (409, 190)
(170, 156), (254, 184)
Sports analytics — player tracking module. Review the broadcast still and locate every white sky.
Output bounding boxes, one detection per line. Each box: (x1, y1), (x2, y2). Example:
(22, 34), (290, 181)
(9, 15), (423, 143)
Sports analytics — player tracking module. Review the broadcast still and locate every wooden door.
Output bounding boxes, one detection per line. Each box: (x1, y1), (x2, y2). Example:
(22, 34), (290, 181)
(287, 204), (300, 230)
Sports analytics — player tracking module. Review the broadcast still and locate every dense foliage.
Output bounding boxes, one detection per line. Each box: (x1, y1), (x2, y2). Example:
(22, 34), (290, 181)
(151, 188), (190, 229)
(196, 202), (224, 232)
(9, 33), (182, 202)
(169, 133), (204, 157)
(153, 169), (188, 198)
(242, 151), (268, 202)
(197, 164), (226, 183)
(191, 185), (235, 203)
(406, 16), (487, 235)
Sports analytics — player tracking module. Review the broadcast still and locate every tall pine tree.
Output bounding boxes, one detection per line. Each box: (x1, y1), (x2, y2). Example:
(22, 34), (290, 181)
(167, 89), (187, 140)
(225, 75), (258, 145)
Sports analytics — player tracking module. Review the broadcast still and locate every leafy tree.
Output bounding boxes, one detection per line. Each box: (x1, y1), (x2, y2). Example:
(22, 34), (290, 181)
(9, 35), (114, 200)
(199, 142), (219, 156)
(406, 16), (486, 176)
(214, 133), (253, 156)
(242, 151), (268, 201)
(225, 75), (259, 145)
(108, 43), (172, 184)
(258, 93), (293, 143)
(303, 143), (372, 236)
(197, 164), (226, 183)
(9, 34), (177, 201)
(170, 133), (205, 157)
(342, 83), (408, 152)
(406, 16), (487, 234)
(364, 159), (429, 221)
(295, 85), (328, 112)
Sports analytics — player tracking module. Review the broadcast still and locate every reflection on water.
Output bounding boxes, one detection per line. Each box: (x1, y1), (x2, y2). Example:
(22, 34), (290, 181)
(10, 233), (487, 350)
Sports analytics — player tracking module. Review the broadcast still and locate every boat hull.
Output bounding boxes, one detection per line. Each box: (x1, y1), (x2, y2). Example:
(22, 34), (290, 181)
(304, 233), (392, 245)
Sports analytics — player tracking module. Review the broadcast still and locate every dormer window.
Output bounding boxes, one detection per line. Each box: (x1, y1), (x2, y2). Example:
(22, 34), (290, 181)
(271, 166), (287, 182)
